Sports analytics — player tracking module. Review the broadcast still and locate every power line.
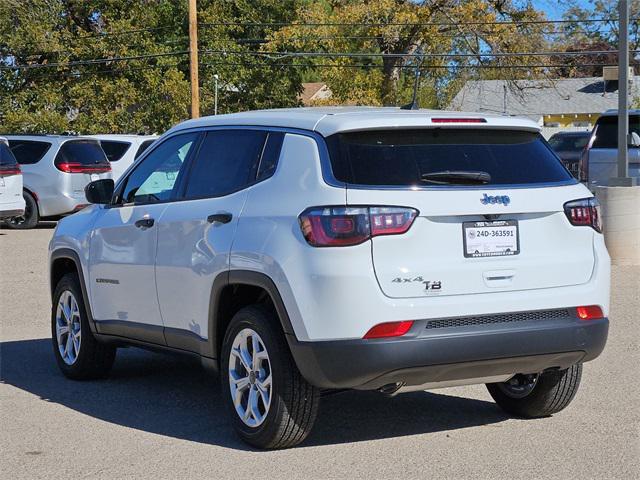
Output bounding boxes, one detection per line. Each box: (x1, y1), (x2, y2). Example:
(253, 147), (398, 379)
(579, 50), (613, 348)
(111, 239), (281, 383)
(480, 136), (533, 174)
(199, 49), (634, 59)
(200, 60), (623, 70)
(199, 18), (637, 28)
(0, 51), (189, 70)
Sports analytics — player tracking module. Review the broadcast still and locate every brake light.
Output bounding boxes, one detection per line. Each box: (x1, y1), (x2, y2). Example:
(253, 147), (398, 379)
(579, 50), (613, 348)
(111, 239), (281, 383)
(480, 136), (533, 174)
(299, 206), (418, 247)
(364, 321), (414, 339)
(576, 305), (603, 320)
(431, 118), (487, 123)
(564, 197), (602, 233)
(0, 164), (21, 177)
(55, 162), (111, 174)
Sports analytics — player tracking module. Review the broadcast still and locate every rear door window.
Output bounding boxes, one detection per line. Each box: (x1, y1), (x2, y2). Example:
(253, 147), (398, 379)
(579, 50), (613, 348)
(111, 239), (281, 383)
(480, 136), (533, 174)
(183, 130), (267, 199)
(100, 141), (131, 162)
(593, 115), (640, 149)
(327, 129), (573, 186)
(8, 140), (51, 164)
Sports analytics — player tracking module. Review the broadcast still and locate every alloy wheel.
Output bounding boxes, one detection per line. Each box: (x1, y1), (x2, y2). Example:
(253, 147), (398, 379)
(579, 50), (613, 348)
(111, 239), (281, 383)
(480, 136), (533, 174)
(55, 290), (82, 365)
(228, 328), (272, 427)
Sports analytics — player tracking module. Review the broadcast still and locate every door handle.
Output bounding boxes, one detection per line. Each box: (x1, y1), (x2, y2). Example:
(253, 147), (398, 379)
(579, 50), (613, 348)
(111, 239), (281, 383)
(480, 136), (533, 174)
(134, 218), (155, 229)
(207, 213), (233, 224)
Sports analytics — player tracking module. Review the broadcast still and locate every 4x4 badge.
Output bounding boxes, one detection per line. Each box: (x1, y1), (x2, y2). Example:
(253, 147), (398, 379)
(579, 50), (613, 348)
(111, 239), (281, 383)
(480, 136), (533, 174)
(481, 193), (510, 206)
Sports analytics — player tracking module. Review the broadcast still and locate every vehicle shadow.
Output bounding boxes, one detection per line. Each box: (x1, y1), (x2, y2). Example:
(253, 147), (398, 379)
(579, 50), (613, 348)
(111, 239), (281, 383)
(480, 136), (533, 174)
(0, 338), (510, 450)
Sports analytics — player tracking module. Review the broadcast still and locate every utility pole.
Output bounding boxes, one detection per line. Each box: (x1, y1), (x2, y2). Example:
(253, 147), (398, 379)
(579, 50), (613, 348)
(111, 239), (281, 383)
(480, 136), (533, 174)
(188, 0), (200, 119)
(612, 0), (636, 185)
(214, 74), (219, 115)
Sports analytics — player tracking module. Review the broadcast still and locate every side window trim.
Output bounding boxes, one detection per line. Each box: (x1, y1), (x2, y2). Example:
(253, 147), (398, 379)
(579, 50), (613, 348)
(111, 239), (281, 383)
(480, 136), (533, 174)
(110, 132), (204, 208)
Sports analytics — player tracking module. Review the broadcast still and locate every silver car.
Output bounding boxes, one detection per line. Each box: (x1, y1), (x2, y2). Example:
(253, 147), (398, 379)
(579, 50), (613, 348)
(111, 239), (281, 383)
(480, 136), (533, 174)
(4, 135), (112, 228)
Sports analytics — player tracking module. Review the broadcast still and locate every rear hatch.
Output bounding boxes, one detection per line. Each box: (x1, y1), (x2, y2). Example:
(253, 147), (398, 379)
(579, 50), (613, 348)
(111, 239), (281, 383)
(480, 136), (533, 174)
(326, 127), (595, 298)
(54, 139), (111, 198)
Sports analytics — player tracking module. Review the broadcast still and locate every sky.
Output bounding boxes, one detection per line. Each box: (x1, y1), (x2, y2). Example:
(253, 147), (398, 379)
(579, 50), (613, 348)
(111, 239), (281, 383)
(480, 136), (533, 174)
(533, 0), (593, 19)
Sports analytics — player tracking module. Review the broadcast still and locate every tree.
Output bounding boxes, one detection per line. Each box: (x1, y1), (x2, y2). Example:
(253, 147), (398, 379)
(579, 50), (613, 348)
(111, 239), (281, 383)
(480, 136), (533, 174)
(0, 0), (191, 133)
(0, 0), (304, 133)
(554, 0), (640, 77)
(268, 0), (552, 107)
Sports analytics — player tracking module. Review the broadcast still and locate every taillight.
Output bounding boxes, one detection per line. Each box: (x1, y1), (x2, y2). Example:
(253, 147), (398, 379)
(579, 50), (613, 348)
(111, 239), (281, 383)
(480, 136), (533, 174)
(299, 206), (418, 247)
(0, 164), (21, 177)
(363, 321), (414, 339)
(55, 161), (111, 174)
(564, 197), (602, 233)
(576, 305), (604, 320)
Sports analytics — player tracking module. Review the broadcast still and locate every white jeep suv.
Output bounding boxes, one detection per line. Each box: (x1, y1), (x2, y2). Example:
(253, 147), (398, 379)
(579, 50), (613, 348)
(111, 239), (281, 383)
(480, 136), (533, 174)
(49, 108), (610, 449)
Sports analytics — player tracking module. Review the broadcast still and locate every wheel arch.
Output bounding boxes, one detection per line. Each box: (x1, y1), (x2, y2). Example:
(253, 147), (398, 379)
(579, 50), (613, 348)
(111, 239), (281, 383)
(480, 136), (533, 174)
(50, 248), (97, 333)
(208, 270), (295, 362)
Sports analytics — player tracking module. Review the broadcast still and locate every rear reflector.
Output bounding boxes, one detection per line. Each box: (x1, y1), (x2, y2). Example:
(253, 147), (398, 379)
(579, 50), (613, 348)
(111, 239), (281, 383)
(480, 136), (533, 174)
(431, 117), (487, 124)
(299, 206), (418, 247)
(576, 305), (604, 320)
(363, 321), (414, 339)
(564, 197), (602, 233)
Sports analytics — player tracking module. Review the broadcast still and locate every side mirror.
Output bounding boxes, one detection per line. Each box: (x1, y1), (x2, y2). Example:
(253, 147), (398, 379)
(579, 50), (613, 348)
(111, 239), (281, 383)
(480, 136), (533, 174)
(85, 179), (114, 204)
(629, 132), (640, 147)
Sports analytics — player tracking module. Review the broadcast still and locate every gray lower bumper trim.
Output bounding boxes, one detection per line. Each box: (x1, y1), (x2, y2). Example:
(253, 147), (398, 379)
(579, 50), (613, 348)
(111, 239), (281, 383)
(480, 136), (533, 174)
(288, 315), (609, 390)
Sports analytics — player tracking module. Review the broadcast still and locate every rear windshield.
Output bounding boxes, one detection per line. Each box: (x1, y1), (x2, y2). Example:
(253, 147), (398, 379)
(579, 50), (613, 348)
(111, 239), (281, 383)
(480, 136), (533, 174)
(592, 115), (640, 149)
(56, 140), (109, 165)
(100, 141), (131, 162)
(0, 142), (19, 166)
(549, 133), (590, 152)
(326, 129), (573, 186)
(8, 140), (51, 164)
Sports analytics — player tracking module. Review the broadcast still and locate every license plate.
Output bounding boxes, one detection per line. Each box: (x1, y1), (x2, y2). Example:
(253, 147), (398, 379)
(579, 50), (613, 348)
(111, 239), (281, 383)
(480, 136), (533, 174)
(463, 220), (519, 258)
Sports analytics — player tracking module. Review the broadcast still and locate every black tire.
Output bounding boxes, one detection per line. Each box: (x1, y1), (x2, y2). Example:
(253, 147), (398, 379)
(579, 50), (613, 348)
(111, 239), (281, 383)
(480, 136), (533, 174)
(51, 272), (116, 380)
(220, 305), (320, 449)
(6, 190), (39, 229)
(487, 364), (583, 418)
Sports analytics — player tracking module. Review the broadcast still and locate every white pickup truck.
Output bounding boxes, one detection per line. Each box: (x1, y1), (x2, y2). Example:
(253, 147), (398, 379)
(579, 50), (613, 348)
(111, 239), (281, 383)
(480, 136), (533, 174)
(580, 110), (640, 186)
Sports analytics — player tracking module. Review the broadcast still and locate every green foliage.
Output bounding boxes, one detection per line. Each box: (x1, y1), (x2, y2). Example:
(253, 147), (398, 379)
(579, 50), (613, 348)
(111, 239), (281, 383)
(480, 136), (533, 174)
(268, 0), (551, 108)
(0, 0), (303, 133)
(0, 0), (633, 134)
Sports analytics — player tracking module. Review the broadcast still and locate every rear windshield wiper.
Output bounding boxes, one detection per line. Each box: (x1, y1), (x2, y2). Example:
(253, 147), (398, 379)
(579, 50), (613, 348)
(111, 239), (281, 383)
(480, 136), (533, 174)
(420, 170), (491, 185)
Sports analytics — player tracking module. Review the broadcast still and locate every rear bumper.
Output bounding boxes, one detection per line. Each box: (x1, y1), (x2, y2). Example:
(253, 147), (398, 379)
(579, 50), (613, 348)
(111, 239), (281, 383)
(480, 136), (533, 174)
(0, 208), (25, 219)
(288, 310), (608, 390)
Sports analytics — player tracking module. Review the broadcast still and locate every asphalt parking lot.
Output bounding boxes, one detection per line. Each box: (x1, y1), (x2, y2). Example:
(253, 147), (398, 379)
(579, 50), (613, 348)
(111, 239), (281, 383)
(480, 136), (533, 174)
(1, 225), (638, 479)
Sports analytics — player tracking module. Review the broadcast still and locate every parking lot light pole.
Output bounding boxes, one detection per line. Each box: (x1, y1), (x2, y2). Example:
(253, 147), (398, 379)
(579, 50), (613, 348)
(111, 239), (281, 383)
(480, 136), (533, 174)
(611, 0), (637, 186)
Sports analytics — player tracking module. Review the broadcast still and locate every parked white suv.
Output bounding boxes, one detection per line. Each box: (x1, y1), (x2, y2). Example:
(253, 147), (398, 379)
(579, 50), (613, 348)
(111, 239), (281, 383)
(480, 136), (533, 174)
(0, 137), (26, 220)
(5, 135), (112, 228)
(88, 134), (157, 181)
(49, 108), (610, 449)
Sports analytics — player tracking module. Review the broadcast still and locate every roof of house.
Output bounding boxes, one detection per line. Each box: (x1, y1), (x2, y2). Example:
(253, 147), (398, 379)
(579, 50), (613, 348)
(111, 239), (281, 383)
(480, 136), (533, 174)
(449, 76), (640, 119)
(299, 83), (327, 103)
(169, 106), (541, 138)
